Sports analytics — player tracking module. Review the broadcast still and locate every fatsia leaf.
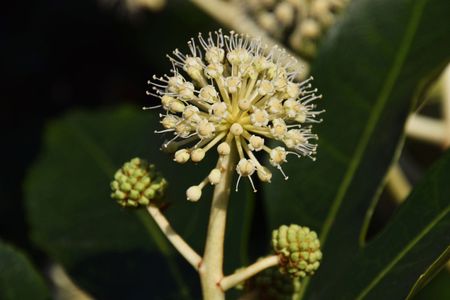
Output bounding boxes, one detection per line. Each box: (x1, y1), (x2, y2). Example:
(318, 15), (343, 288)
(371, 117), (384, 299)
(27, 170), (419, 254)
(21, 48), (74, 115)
(263, 0), (450, 298)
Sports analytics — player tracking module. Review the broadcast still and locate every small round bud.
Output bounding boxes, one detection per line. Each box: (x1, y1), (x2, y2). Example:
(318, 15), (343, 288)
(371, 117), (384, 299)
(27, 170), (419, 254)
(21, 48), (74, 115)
(270, 147), (287, 166)
(199, 85), (218, 103)
(249, 135), (265, 151)
(174, 149), (190, 163)
(169, 99), (185, 113)
(257, 166), (272, 182)
(300, 19), (322, 39)
(179, 82), (195, 100)
(208, 168), (222, 185)
(217, 142), (231, 156)
(267, 97), (283, 114)
(238, 98), (252, 111)
(161, 95), (176, 110)
(270, 119), (287, 139)
(110, 158), (167, 207)
(161, 115), (179, 129)
(186, 185), (202, 202)
(209, 102), (228, 120)
(272, 224), (322, 278)
(230, 123), (244, 136)
(258, 79), (274, 96)
(250, 108), (269, 127)
(274, 1), (294, 26)
(205, 63), (224, 79)
(205, 46), (225, 64)
(226, 76), (241, 94)
(191, 148), (206, 162)
(236, 159), (256, 176)
(197, 119), (216, 139)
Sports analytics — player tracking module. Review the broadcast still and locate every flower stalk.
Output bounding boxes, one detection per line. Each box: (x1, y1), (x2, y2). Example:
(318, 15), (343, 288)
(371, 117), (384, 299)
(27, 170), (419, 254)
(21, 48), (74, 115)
(199, 145), (237, 300)
(219, 255), (280, 291)
(146, 204), (202, 270)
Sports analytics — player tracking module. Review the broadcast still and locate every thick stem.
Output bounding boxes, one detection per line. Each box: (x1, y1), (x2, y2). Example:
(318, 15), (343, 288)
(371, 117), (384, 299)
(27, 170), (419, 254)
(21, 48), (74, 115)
(147, 204), (202, 270)
(199, 147), (237, 300)
(219, 255), (280, 291)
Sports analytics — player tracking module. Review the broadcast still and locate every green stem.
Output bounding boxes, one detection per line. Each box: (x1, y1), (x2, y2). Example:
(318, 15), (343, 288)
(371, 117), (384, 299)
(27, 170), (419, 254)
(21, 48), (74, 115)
(199, 147), (237, 300)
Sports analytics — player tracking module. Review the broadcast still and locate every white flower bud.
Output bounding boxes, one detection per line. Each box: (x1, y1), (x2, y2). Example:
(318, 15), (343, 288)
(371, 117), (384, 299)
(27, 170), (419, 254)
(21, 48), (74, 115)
(199, 85), (218, 103)
(267, 97), (284, 114)
(191, 148), (206, 162)
(226, 76), (241, 94)
(183, 105), (200, 120)
(230, 123), (244, 136)
(249, 135), (264, 151)
(167, 75), (184, 93)
(175, 123), (191, 138)
(301, 19), (322, 39)
(270, 118), (287, 139)
(208, 168), (222, 185)
(197, 119), (215, 139)
(184, 56), (204, 82)
(274, 1), (294, 26)
(186, 185), (202, 201)
(205, 46), (225, 64)
(286, 82), (301, 98)
(236, 159), (256, 176)
(161, 115), (179, 129)
(209, 102), (228, 120)
(257, 166), (272, 182)
(174, 149), (190, 163)
(284, 129), (306, 148)
(270, 147), (287, 165)
(169, 99), (185, 113)
(258, 79), (275, 96)
(161, 95), (176, 110)
(205, 63), (224, 78)
(217, 142), (231, 156)
(250, 108), (269, 127)
(238, 98), (252, 111)
(179, 82), (195, 100)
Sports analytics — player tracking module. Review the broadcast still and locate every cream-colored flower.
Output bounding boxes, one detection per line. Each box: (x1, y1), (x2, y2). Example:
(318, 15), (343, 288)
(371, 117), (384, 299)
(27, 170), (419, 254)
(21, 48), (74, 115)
(147, 30), (323, 201)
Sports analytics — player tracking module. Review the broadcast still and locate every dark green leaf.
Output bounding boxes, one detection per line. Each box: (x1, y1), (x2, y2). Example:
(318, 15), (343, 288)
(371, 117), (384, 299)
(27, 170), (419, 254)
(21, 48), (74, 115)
(263, 0), (450, 298)
(0, 241), (49, 300)
(25, 106), (253, 299)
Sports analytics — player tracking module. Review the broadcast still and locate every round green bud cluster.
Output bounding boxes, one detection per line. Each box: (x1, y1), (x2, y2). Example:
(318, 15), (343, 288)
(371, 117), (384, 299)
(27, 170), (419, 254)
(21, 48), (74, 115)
(237, 266), (300, 300)
(272, 224), (322, 278)
(110, 157), (167, 207)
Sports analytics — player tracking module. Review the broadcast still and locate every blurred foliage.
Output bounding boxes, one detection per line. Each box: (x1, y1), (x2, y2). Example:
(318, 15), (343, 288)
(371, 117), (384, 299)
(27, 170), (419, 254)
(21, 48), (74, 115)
(0, 241), (49, 300)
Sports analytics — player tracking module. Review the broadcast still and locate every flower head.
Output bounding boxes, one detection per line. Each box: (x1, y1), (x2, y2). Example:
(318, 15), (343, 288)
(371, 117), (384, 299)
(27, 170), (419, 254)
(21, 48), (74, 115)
(147, 30), (323, 201)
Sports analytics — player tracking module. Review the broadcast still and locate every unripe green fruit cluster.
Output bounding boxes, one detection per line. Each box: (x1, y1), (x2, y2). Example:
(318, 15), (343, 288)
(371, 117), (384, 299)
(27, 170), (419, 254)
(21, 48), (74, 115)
(272, 224), (322, 278)
(110, 158), (167, 207)
(253, 267), (301, 300)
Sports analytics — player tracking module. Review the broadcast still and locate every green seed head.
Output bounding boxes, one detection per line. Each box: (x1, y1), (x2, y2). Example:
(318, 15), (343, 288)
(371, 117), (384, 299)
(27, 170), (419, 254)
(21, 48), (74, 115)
(272, 224), (322, 278)
(110, 157), (168, 207)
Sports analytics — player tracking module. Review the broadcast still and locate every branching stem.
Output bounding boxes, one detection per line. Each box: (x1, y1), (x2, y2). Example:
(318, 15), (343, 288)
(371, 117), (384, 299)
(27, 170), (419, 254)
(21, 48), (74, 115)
(146, 204), (202, 270)
(199, 147), (237, 300)
(219, 255), (280, 291)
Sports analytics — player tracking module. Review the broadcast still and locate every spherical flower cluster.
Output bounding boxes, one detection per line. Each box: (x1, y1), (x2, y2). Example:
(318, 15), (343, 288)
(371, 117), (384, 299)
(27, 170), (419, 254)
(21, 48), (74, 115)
(147, 30), (323, 201)
(110, 158), (168, 207)
(243, 0), (349, 59)
(238, 266), (301, 300)
(272, 224), (322, 278)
